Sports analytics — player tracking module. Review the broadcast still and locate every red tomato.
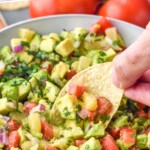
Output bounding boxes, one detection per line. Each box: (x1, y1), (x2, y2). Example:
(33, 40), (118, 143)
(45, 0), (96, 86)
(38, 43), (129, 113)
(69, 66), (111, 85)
(65, 70), (76, 80)
(120, 128), (136, 145)
(40, 61), (53, 73)
(30, 0), (100, 18)
(136, 102), (146, 110)
(8, 131), (20, 148)
(23, 102), (37, 114)
(45, 145), (57, 150)
(68, 83), (85, 98)
(98, 0), (150, 28)
(142, 127), (150, 134)
(109, 127), (120, 139)
(101, 134), (119, 150)
(8, 119), (21, 132)
(90, 17), (113, 34)
(41, 120), (53, 140)
(97, 97), (112, 115)
(138, 110), (148, 118)
(77, 109), (96, 121)
(75, 139), (86, 146)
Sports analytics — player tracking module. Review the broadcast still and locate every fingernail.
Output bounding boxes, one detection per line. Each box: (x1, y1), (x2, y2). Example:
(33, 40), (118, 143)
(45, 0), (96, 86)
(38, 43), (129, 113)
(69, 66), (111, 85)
(111, 68), (121, 88)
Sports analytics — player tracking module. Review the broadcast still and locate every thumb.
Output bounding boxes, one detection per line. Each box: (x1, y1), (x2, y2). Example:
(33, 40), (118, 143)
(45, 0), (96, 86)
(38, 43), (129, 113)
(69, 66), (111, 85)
(111, 22), (150, 89)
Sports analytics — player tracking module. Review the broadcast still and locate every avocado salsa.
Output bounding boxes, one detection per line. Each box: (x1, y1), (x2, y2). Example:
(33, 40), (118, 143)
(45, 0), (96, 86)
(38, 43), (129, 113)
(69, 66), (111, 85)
(0, 17), (149, 150)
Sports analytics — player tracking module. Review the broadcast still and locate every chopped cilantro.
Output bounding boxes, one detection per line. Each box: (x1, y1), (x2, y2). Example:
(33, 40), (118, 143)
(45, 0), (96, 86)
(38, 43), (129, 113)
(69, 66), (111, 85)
(63, 107), (71, 117)
(85, 144), (90, 150)
(21, 41), (30, 48)
(112, 40), (119, 46)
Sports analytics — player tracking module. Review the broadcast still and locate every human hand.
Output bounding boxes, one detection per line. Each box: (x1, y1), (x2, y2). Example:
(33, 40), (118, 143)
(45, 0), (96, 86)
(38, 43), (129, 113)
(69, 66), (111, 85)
(111, 22), (150, 106)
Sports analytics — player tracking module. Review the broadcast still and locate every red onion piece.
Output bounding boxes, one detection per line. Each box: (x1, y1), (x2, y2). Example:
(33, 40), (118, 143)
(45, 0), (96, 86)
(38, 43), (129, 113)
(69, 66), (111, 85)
(0, 128), (8, 144)
(39, 104), (46, 111)
(3, 116), (10, 122)
(13, 45), (24, 53)
(41, 79), (46, 84)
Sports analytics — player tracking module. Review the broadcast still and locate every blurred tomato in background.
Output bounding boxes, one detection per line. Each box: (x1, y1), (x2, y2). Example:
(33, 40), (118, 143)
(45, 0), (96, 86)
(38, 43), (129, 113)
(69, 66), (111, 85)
(29, 0), (150, 28)
(30, 0), (100, 17)
(99, 0), (150, 28)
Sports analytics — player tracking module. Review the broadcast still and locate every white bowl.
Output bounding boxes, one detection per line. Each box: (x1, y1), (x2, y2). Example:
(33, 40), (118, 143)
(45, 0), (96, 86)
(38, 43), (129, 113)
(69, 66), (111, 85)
(0, 14), (144, 47)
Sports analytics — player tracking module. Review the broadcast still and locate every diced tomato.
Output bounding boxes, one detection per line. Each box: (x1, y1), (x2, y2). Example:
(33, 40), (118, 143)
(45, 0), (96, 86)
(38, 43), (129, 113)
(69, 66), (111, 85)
(65, 70), (76, 80)
(8, 119), (21, 132)
(138, 110), (148, 118)
(75, 139), (86, 146)
(120, 128), (136, 145)
(8, 131), (20, 148)
(44, 145), (57, 150)
(109, 127), (120, 139)
(136, 102), (146, 110)
(67, 83), (85, 98)
(129, 145), (138, 150)
(77, 108), (96, 121)
(23, 102), (37, 114)
(101, 134), (119, 150)
(90, 17), (113, 34)
(97, 97), (112, 115)
(4, 146), (10, 150)
(41, 120), (53, 140)
(40, 61), (53, 73)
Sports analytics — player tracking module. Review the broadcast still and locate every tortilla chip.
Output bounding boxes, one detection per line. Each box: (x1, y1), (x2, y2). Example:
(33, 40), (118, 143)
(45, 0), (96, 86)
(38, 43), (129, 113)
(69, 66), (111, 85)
(50, 62), (124, 127)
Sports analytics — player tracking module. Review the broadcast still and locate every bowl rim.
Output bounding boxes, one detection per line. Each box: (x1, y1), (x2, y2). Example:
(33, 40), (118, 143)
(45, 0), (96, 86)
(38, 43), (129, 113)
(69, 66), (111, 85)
(0, 14), (144, 33)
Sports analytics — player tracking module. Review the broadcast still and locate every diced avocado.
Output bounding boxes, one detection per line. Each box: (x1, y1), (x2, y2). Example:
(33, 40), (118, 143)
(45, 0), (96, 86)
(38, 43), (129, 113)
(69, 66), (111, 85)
(55, 38), (75, 57)
(105, 27), (118, 41)
(49, 33), (60, 42)
(71, 61), (79, 72)
(71, 27), (87, 41)
(40, 38), (56, 52)
(28, 88), (42, 103)
(11, 38), (25, 50)
(82, 92), (98, 111)
(147, 133), (150, 149)
(39, 99), (50, 110)
(64, 120), (77, 129)
(57, 94), (78, 119)
(18, 80), (30, 101)
(144, 119), (150, 128)
(0, 46), (11, 61)
(17, 51), (34, 64)
(30, 34), (41, 50)
(77, 56), (92, 72)
(18, 102), (23, 113)
(84, 121), (105, 139)
(9, 111), (27, 121)
(64, 127), (84, 139)
(21, 141), (33, 150)
(136, 134), (148, 149)
(44, 81), (60, 103)
(18, 127), (27, 145)
(1, 81), (19, 102)
(67, 146), (79, 150)
(117, 139), (132, 150)
(51, 61), (69, 79)
(32, 70), (48, 81)
(0, 98), (15, 114)
(84, 121), (94, 133)
(29, 77), (37, 88)
(38, 140), (49, 150)
(80, 137), (102, 150)
(60, 31), (74, 40)
(19, 28), (35, 42)
(117, 34), (125, 47)
(53, 126), (64, 138)
(105, 48), (117, 61)
(28, 112), (41, 135)
(51, 138), (69, 150)
(112, 116), (128, 128)
(86, 49), (100, 58)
